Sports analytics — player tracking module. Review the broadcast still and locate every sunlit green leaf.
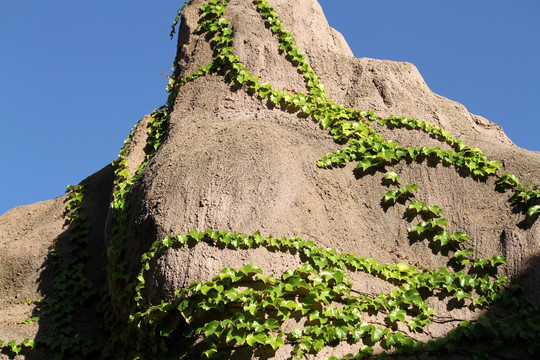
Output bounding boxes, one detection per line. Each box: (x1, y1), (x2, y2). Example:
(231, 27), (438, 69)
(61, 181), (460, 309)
(408, 200), (425, 213)
(384, 171), (401, 184)
(352, 322), (373, 343)
(246, 332), (267, 347)
(387, 308), (406, 323)
(489, 255), (507, 267)
(427, 205), (443, 217)
(528, 205), (540, 216)
(265, 334), (285, 350)
(371, 327), (387, 342)
(434, 231), (452, 246)
(451, 232), (470, 242)
(473, 258), (488, 268)
(312, 338), (324, 352)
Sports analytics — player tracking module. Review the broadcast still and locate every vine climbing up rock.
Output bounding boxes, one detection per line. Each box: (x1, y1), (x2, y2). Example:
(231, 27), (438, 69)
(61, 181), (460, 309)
(1, 0), (540, 359)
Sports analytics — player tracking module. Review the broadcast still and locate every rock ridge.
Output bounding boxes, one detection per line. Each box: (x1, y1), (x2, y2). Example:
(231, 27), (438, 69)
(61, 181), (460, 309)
(1, 0), (540, 358)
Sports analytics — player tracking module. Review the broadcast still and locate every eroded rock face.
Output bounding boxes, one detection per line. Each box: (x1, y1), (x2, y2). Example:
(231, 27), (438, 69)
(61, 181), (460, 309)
(126, 0), (540, 304)
(119, 1), (540, 358)
(0, 165), (114, 359)
(2, 0), (540, 358)
(0, 199), (63, 349)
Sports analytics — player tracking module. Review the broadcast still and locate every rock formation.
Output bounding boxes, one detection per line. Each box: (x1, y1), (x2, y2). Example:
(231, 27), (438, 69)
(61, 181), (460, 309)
(1, 0), (540, 359)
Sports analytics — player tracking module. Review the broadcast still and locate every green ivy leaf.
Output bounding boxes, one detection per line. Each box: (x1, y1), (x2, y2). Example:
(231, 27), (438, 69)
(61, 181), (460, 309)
(455, 289), (471, 302)
(496, 172), (520, 188)
(352, 322), (373, 343)
(269, 91), (282, 104)
(473, 297), (488, 307)
(258, 82), (272, 98)
(226, 327), (246, 345)
(410, 222), (429, 235)
(473, 258), (488, 268)
(336, 326), (348, 341)
(244, 301), (258, 316)
(246, 332), (267, 347)
(239, 264), (263, 277)
(407, 147), (420, 159)
(265, 334), (285, 350)
(289, 328), (303, 341)
(202, 343), (218, 358)
(219, 268), (243, 282)
(188, 229), (204, 241)
(286, 275), (309, 291)
(403, 289), (423, 304)
(451, 232), (470, 242)
(204, 320), (221, 337)
(389, 145), (405, 159)
(383, 190), (400, 204)
(408, 201), (426, 213)
(430, 218), (449, 228)
(312, 338), (325, 353)
(384, 171), (401, 184)
(357, 158), (376, 171)
(528, 205), (540, 217)
(489, 255), (507, 267)
(454, 248), (474, 265)
(386, 332), (404, 348)
(360, 345), (374, 356)
(396, 263), (410, 273)
(320, 116), (334, 130)
(387, 308), (406, 323)
(370, 327), (388, 342)
(407, 318), (421, 331)
(403, 184), (420, 193)
(324, 307), (339, 318)
(433, 231), (452, 246)
(426, 205), (443, 217)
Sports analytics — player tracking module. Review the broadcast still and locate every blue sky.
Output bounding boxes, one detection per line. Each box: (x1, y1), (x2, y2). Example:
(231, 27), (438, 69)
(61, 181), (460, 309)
(1, 0), (539, 215)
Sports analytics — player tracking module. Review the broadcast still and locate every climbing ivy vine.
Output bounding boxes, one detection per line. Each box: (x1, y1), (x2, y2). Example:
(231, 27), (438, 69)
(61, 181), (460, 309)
(2, 0), (539, 359)
(125, 228), (520, 359)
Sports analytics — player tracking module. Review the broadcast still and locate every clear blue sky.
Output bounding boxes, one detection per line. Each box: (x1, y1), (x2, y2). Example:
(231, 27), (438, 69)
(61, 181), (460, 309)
(1, 0), (539, 215)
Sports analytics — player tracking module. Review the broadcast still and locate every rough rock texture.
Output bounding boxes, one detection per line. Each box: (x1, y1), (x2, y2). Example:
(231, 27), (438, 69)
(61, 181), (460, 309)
(126, 0), (540, 301)
(0, 166), (114, 359)
(0, 199), (62, 351)
(1, 0), (540, 358)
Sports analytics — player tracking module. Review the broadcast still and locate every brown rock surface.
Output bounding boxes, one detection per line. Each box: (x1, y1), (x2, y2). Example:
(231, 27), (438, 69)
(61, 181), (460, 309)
(0, 165), (113, 359)
(1, 0), (539, 358)
(0, 199), (61, 347)
(128, 0), (540, 299)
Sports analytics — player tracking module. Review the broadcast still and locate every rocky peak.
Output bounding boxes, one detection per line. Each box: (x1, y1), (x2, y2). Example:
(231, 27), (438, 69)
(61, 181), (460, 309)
(1, 0), (540, 359)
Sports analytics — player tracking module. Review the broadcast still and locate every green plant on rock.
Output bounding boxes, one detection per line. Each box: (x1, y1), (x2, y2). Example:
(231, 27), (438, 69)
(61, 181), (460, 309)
(3, 0), (539, 359)
(383, 184), (419, 205)
(127, 229), (514, 359)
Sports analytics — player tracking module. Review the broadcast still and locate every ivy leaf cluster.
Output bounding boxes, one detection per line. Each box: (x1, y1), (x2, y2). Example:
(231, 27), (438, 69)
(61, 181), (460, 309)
(7, 0), (539, 359)
(383, 184), (419, 205)
(0, 338), (35, 357)
(0, 185), (104, 358)
(124, 228), (515, 359)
